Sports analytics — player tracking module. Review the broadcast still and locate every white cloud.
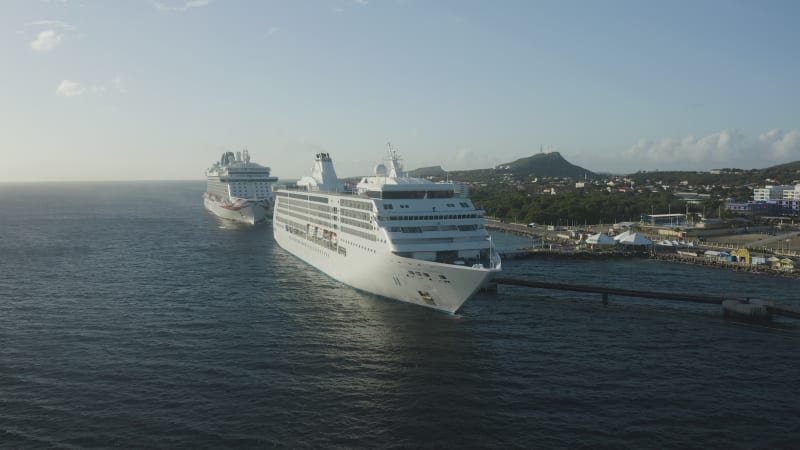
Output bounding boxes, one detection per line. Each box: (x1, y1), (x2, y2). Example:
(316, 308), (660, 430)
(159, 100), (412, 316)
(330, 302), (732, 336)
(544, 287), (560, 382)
(625, 129), (746, 165)
(30, 30), (63, 52)
(29, 20), (75, 30)
(759, 129), (800, 161)
(56, 80), (84, 97)
(617, 129), (800, 172)
(153, 0), (211, 12)
(110, 75), (126, 93)
(87, 75), (127, 96)
(28, 20), (75, 52)
(438, 148), (506, 171)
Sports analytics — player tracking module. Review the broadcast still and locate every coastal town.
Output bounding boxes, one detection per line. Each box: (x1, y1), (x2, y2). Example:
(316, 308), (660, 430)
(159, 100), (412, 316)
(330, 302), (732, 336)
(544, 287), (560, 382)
(417, 152), (800, 276)
(487, 217), (800, 276)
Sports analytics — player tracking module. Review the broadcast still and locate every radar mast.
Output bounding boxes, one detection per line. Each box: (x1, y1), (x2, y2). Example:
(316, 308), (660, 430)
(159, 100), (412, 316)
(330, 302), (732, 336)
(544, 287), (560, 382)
(386, 142), (404, 178)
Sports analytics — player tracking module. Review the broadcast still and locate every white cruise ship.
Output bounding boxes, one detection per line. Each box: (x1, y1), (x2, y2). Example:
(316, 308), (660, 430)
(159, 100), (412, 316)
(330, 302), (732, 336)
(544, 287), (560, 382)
(273, 148), (501, 313)
(204, 149), (279, 224)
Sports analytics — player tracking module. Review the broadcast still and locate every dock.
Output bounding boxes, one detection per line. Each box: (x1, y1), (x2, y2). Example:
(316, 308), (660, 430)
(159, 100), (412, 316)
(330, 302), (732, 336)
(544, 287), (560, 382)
(493, 276), (800, 322)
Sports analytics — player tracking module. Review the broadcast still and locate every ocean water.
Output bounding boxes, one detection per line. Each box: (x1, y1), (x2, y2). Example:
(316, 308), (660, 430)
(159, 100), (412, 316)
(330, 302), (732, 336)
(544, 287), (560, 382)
(1, 181), (799, 449)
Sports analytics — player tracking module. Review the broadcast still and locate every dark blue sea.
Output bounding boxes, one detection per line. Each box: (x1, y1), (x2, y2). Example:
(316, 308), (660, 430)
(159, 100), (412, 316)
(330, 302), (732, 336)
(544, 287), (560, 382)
(1, 181), (799, 449)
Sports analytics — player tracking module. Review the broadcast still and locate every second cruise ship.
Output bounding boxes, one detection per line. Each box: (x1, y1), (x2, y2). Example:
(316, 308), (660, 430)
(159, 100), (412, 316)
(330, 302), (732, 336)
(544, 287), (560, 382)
(272, 147), (501, 313)
(204, 149), (278, 224)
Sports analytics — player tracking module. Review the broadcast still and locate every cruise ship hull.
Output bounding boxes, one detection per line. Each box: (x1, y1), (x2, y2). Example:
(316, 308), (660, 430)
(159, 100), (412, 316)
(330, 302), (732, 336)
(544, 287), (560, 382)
(273, 224), (496, 313)
(204, 195), (268, 224)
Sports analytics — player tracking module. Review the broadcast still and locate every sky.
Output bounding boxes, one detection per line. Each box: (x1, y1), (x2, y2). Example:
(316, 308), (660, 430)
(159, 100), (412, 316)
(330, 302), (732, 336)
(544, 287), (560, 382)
(2, 0), (800, 182)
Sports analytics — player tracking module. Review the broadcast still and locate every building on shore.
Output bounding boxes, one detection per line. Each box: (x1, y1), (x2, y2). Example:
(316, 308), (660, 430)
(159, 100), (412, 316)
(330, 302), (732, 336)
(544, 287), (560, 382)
(640, 213), (687, 227)
(729, 184), (800, 217)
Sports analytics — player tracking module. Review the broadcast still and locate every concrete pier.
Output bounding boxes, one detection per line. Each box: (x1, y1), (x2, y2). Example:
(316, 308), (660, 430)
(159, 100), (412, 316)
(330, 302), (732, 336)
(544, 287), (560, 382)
(494, 276), (800, 322)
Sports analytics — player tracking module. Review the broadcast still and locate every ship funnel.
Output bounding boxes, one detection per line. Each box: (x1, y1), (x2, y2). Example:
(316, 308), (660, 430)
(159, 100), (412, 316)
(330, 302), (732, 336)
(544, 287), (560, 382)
(297, 152), (345, 192)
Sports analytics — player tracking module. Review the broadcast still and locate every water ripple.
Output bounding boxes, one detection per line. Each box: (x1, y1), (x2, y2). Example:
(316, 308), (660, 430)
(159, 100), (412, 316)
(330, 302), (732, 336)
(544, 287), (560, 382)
(1, 182), (799, 448)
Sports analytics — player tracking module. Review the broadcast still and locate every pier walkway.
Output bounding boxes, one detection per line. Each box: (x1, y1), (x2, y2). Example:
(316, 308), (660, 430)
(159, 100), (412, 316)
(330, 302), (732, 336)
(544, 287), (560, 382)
(493, 277), (800, 320)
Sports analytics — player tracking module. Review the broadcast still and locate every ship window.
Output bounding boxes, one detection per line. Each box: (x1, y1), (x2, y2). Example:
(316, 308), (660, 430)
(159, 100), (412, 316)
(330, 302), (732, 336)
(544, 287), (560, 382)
(382, 191), (423, 199)
(428, 191), (453, 199)
(383, 204), (394, 209)
(460, 202), (469, 207)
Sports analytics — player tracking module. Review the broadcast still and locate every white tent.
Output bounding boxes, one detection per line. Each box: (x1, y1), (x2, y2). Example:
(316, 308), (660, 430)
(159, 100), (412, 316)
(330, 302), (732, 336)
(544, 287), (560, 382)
(585, 233), (617, 247)
(617, 232), (653, 246)
(613, 230), (633, 241)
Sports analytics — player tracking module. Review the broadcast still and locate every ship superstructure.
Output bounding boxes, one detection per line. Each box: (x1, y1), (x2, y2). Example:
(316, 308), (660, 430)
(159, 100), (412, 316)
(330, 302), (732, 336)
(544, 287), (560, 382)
(272, 147), (501, 313)
(204, 149), (278, 224)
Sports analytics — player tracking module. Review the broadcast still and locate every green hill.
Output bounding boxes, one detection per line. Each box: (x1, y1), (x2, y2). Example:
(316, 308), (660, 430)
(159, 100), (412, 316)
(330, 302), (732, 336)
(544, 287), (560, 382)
(409, 151), (597, 183)
(407, 165), (447, 178)
(405, 152), (800, 185)
(761, 160), (800, 184)
(495, 152), (597, 179)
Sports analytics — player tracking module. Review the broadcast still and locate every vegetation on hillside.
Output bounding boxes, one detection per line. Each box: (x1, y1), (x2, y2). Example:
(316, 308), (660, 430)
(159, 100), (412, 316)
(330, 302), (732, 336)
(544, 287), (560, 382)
(413, 152), (596, 184)
(407, 166), (447, 178)
(470, 185), (728, 226)
(402, 152), (800, 224)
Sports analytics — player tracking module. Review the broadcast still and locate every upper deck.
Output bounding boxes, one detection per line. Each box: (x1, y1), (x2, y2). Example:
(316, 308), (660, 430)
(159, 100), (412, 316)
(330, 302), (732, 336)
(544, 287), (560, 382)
(206, 149), (278, 181)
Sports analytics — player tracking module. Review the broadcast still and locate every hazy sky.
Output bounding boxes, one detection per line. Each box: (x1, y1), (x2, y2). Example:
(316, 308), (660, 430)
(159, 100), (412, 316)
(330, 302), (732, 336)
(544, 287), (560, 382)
(3, 0), (799, 181)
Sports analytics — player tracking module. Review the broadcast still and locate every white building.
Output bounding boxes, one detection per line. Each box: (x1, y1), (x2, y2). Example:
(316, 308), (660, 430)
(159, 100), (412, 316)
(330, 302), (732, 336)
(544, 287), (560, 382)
(753, 185), (800, 201)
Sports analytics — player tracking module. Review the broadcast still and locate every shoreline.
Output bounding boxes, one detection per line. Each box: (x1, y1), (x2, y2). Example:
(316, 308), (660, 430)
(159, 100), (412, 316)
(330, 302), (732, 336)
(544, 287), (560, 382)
(498, 246), (800, 279)
(489, 223), (799, 279)
(653, 253), (800, 278)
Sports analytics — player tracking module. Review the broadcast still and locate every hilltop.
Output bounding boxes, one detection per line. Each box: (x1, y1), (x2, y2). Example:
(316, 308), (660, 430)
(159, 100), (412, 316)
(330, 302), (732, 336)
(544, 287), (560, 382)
(409, 152), (597, 183)
(408, 152), (800, 187)
(407, 165), (448, 178)
(493, 152), (597, 179)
